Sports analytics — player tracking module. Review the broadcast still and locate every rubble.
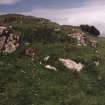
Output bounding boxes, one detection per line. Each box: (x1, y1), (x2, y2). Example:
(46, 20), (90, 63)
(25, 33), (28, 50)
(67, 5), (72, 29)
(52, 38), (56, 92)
(59, 58), (84, 72)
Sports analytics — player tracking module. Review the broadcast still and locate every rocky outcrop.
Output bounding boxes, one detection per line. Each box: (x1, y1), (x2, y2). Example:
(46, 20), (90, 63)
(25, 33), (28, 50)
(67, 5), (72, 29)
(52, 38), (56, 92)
(0, 26), (19, 53)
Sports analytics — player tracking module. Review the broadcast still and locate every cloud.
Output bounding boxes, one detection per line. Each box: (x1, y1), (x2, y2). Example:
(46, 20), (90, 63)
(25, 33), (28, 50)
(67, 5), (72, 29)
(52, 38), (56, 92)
(0, 0), (20, 5)
(23, 1), (105, 35)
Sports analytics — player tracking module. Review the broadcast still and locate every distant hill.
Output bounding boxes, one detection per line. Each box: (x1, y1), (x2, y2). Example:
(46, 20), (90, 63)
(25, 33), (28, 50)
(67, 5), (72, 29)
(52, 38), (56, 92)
(0, 14), (100, 43)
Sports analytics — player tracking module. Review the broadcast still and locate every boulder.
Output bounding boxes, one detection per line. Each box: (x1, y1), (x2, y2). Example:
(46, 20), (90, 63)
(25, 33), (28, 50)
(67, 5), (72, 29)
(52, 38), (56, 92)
(0, 26), (20, 53)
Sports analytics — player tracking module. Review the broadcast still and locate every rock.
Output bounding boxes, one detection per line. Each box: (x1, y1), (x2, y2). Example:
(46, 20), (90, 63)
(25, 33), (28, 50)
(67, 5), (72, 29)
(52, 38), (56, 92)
(95, 50), (98, 53)
(39, 61), (42, 65)
(98, 76), (102, 81)
(77, 43), (82, 46)
(3, 41), (17, 53)
(25, 48), (37, 57)
(0, 26), (20, 54)
(94, 61), (99, 66)
(31, 58), (35, 61)
(59, 58), (84, 72)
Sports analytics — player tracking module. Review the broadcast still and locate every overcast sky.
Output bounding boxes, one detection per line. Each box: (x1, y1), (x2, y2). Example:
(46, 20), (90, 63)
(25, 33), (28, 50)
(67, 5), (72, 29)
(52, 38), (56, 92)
(0, 0), (105, 35)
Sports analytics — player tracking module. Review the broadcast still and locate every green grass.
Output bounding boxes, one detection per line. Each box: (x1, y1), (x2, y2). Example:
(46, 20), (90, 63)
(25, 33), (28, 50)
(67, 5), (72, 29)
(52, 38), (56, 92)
(0, 37), (105, 105)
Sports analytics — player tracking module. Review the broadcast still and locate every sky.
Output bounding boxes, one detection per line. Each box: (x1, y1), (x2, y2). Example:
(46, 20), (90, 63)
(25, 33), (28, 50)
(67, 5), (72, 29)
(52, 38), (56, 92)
(0, 0), (105, 35)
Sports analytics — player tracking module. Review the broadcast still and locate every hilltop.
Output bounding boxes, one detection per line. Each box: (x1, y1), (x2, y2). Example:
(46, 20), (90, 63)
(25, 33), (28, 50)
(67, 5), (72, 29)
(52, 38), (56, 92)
(0, 14), (59, 30)
(0, 14), (105, 105)
(0, 14), (100, 34)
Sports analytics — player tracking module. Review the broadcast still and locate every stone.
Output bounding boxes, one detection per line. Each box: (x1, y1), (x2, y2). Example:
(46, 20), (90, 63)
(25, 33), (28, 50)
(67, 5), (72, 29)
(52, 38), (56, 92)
(94, 61), (99, 66)
(0, 26), (20, 53)
(25, 48), (37, 57)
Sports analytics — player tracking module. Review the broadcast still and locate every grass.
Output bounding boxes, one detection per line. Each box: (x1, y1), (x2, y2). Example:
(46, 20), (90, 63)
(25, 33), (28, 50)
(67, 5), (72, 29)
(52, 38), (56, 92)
(0, 37), (105, 105)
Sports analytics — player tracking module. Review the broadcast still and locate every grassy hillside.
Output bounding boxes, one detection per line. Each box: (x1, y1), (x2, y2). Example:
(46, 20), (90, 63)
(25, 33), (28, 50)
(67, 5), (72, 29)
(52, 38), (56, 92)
(0, 14), (105, 105)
